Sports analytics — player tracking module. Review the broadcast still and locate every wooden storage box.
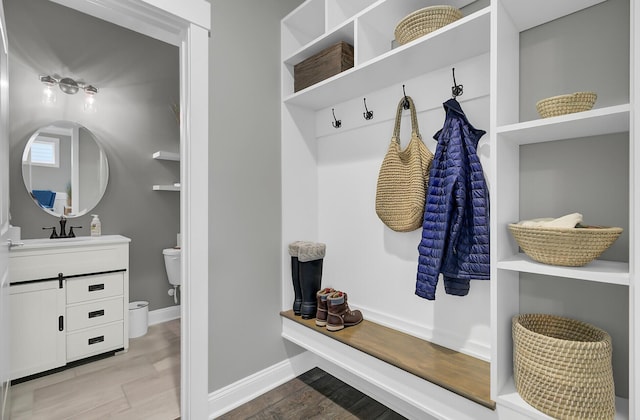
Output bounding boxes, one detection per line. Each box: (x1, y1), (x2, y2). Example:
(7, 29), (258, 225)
(294, 41), (354, 92)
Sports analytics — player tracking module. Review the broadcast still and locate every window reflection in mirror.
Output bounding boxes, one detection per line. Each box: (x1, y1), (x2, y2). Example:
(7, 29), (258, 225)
(21, 121), (109, 218)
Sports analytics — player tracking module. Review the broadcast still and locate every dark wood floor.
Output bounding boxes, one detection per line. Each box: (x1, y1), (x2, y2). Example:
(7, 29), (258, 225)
(217, 367), (407, 419)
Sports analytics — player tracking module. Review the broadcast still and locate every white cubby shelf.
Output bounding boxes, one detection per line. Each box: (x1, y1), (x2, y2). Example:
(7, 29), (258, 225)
(497, 254), (630, 286)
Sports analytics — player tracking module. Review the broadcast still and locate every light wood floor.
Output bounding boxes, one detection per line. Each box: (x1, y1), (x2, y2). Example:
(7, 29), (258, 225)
(9, 319), (181, 420)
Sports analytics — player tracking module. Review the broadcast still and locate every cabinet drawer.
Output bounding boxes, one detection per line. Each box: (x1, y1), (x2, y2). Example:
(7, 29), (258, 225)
(67, 322), (123, 361)
(67, 273), (123, 304)
(66, 298), (123, 332)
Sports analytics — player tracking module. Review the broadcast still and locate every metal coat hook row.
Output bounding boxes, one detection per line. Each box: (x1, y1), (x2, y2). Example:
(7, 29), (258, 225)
(451, 67), (463, 98)
(363, 98), (374, 120)
(331, 108), (342, 128)
(402, 85), (410, 109)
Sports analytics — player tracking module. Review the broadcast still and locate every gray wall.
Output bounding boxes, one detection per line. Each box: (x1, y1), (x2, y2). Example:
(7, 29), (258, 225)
(519, 0), (630, 396)
(208, 0), (304, 391)
(6, 0), (180, 311)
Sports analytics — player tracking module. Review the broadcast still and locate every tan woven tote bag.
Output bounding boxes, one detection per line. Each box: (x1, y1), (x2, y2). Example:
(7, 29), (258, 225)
(375, 96), (433, 232)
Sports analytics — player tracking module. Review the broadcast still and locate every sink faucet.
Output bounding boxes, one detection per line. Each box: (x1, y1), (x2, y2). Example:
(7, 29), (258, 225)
(43, 216), (82, 239)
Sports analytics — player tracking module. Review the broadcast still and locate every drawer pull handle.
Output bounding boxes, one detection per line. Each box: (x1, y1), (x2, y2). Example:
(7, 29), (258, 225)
(88, 309), (105, 318)
(88, 335), (105, 345)
(88, 284), (105, 292)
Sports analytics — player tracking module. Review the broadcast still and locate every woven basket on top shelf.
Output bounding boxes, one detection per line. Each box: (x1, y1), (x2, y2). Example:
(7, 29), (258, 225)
(513, 314), (615, 420)
(536, 91), (597, 118)
(507, 224), (622, 267)
(394, 5), (462, 46)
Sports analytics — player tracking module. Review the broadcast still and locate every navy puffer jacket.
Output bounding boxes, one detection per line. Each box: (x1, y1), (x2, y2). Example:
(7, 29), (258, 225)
(416, 99), (490, 300)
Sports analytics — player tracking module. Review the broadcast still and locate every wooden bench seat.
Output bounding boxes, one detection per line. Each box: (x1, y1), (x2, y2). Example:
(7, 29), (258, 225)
(280, 310), (495, 410)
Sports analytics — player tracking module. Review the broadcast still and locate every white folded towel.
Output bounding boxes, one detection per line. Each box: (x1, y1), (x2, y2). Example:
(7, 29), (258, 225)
(518, 213), (583, 228)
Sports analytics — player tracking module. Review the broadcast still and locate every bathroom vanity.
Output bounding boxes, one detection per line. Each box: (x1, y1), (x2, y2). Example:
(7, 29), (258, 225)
(9, 235), (130, 381)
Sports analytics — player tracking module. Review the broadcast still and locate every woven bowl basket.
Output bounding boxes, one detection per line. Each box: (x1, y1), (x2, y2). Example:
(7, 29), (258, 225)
(536, 92), (597, 118)
(513, 314), (615, 420)
(394, 6), (462, 45)
(508, 224), (622, 267)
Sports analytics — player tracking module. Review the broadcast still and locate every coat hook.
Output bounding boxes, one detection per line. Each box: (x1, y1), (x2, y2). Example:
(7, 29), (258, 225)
(402, 85), (410, 110)
(451, 67), (463, 98)
(331, 108), (342, 128)
(363, 98), (374, 120)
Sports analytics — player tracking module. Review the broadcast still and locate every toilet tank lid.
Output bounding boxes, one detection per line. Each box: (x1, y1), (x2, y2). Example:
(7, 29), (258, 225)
(163, 248), (181, 256)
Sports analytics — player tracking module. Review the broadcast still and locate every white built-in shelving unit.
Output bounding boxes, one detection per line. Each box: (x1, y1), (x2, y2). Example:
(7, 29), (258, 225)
(151, 150), (180, 191)
(281, 0), (637, 418)
(490, 1), (634, 419)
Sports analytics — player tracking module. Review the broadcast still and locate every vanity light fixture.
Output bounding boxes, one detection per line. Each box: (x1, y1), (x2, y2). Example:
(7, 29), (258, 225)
(39, 74), (99, 112)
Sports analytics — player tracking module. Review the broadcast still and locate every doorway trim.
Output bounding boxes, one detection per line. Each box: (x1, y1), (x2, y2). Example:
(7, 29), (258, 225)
(49, 0), (211, 418)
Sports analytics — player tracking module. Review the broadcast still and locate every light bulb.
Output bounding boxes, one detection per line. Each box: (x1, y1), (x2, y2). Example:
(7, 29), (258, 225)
(42, 84), (56, 105)
(84, 92), (96, 113)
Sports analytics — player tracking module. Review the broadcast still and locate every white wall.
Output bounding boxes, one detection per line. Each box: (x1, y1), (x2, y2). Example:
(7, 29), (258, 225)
(311, 55), (492, 360)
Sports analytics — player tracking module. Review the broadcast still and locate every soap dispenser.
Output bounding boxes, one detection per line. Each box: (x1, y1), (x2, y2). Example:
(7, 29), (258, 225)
(90, 214), (102, 237)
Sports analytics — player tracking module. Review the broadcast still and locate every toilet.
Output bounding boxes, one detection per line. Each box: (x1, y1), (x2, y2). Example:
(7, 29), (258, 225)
(163, 248), (181, 303)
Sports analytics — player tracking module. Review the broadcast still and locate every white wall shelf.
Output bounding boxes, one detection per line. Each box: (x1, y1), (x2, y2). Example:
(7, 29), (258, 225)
(152, 150), (180, 161)
(152, 184), (180, 191)
(152, 151), (180, 191)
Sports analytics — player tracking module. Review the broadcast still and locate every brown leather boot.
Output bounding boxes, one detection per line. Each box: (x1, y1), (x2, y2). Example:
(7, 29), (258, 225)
(315, 288), (335, 327)
(327, 291), (363, 332)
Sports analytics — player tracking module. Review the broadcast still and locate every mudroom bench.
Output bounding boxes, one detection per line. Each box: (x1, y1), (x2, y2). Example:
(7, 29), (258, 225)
(280, 310), (495, 417)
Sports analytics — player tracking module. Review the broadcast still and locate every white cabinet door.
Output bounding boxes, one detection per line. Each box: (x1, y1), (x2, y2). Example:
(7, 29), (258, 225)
(9, 280), (66, 380)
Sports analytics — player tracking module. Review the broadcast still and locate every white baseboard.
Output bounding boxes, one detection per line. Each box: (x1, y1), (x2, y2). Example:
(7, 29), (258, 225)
(208, 351), (317, 419)
(149, 305), (181, 325)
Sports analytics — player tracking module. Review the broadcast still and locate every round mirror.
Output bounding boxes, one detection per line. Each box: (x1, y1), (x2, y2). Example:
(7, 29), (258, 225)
(21, 121), (109, 218)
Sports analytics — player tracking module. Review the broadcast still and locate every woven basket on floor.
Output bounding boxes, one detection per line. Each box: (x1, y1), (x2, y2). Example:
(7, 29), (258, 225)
(513, 314), (615, 420)
(536, 92), (597, 118)
(394, 5), (462, 45)
(508, 224), (622, 267)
